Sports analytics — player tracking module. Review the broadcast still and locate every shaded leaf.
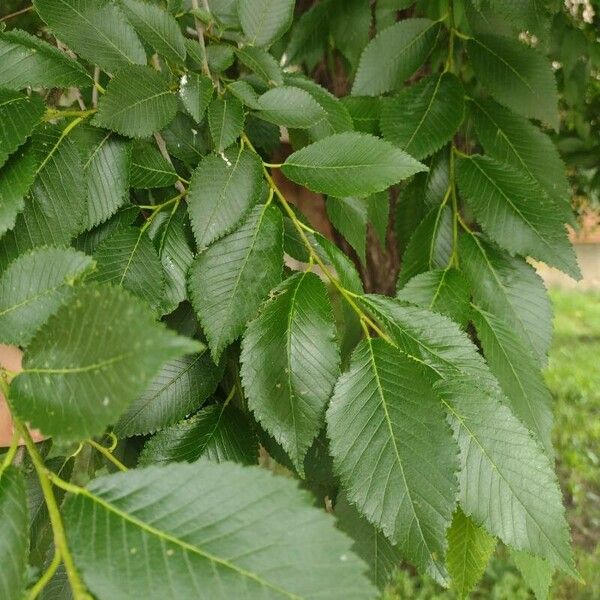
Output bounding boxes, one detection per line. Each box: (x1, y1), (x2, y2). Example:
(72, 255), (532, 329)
(236, 46), (283, 86)
(130, 140), (178, 189)
(140, 403), (258, 465)
(179, 72), (214, 124)
(239, 0), (295, 47)
(255, 86), (327, 129)
(241, 272), (339, 473)
(207, 95), (245, 152)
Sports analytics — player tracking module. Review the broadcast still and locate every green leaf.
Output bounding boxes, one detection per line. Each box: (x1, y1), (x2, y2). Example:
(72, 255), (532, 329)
(255, 86), (327, 129)
(9, 284), (201, 441)
(490, 0), (552, 43)
(62, 461), (376, 598)
(397, 268), (471, 329)
(352, 19), (440, 96)
(459, 233), (553, 366)
(93, 66), (178, 138)
(160, 112), (208, 165)
(241, 272), (339, 473)
(341, 96), (381, 134)
(380, 73), (464, 160)
(206, 43), (235, 72)
(188, 203), (283, 361)
(446, 508), (496, 600)
(467, 34), (559, 129)
(0, 467), (29, 600)
(281, 132), (426, 198)
(471, 304), (554, 455)
(238, 0), (295, 47)
(456, 154), (579, 278)
(0, 89), (45, 170)
(90, 226), (165, 310)
(121, 0), (187, 65)
(33, 0), (146, 73)
(179, 72), (214, 124)
(360, 295), (501, 394)
(188, 146), (263, 249)
(207, 95), (245, 153)
(227, 80), (261, 109)
(469, 98), (572, 215)
(0, 29), (92, 90)
(330, 0), (371, 70)
(79, 129), (131, 229)
(511, 549), (554, 600)
(147, 205), (194, 313)
(376, 0), (415, 31)
(0, 143), (39, 238)
(115, 350), (222, 437)
(396, 204), (453, 287)
(335, 493), (403, 590)
(236, 46), (284, 86)
(284, 75), (354, 139)
(438, 380), (576, 576)
(284, 0), (330, 69)
(130, 140), (178, 189)
(140, 403), (258, 465)
(0, 126), (87, 268)
(0, 247), (94, 346)
(327, 337), (458, 582)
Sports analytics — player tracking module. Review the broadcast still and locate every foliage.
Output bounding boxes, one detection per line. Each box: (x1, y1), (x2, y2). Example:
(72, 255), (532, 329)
(0, 1), (596, 598)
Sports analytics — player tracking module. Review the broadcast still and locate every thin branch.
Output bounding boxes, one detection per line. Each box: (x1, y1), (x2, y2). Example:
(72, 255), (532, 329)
(87, 439), (128, 472)
(0, 5), (33, 22)
(153, 132), (187, 194)
(26, 549), (62, 600)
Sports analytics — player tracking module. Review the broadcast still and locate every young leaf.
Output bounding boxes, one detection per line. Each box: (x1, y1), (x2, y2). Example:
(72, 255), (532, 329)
(467, 34), (560, 129)
(140, 403), (258, 466)
(207, 95), (245, 152)
(238, 0), (295, 47)
(512, 550), (554, 600)
(470, 98), (572, 213)
(79, 129), (131, 229)
(446, 509), (496, 600)
(352, 19), (440, 96)
(33, 0), (146, 73)
(179, 72), (214, 124)
(188, 203), (283, 361)
(130, 140), (179, 189)
(456, 154), (580, 278)
(148, 205), (194, 313)
(9, 284), (201, 441)
(438, 380), (576, 577)
(0, 144), (39, 238)
(397, 268), (471, 328)
(327, 337), (458, 582)
(396, 205), (453, 287)
(187, 147), (263, 249)
(241, 272), (340, 474)
(121, 0), (187, 65)
(255, 86), (327, 129)
(335, 493), (403, 590)
(380, 73), (464, 160)
(93, 66), (178, 138)
(62, 461), (376, 598)
(459, 233), (553, 366)
(236, 46), (284, 86)
(471, 304), (554, 455)
(90, 226), (165, 310)
(115, 351), (222, 437)
(281, 132), (426, 198)
(0, 467), (29, 600)
(0, 89), (45, 170)
(0, 247), (94, 346)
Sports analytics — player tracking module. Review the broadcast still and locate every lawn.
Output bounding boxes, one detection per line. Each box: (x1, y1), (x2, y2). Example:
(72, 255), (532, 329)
(385, 290), (600, 599)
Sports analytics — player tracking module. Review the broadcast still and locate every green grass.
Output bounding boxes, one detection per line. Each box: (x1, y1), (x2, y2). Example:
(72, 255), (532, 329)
(384, 290), (600, 599)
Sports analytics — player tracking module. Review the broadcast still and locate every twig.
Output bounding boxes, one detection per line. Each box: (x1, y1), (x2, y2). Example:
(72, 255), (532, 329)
(87, 439), (127, 472)
(153, 133), (187, 194)
(0, 5), (33, 22)
(26, 550), (62, 600)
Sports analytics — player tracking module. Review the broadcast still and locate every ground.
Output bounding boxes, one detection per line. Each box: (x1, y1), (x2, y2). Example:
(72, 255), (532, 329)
(385, 289), (600, 599)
